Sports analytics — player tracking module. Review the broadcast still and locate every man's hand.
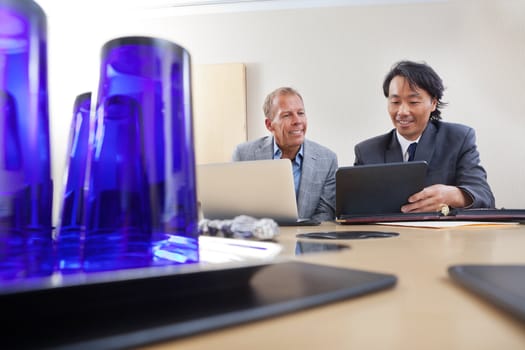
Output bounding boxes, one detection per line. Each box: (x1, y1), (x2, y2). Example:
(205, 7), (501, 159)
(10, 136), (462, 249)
(401, 184), (473, 213)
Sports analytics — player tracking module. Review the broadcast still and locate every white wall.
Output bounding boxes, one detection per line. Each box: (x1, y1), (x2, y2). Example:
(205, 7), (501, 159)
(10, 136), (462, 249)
(42, 0), (525, 222)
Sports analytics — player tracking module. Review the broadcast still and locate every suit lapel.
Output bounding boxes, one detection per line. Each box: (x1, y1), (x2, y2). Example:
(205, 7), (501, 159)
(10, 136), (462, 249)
(415, 122), (437, 162)
(254, 137), (274, 160)
(385, 130), (403, 162)
(297, 141), (315, 217)
(384, 124), (437, 163)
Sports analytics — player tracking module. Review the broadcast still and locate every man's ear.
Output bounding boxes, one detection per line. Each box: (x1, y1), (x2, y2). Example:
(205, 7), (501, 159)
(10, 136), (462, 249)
(265, 118), (273, 132)
(431, 98), (438, 111)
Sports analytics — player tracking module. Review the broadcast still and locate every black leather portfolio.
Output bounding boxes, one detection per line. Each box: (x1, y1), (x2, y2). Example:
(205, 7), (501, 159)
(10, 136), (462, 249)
(337, 208), (525, 224)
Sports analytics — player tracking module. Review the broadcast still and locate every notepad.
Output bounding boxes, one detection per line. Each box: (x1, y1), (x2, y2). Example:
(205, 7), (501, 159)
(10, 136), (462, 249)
(377, 221), (520, 229)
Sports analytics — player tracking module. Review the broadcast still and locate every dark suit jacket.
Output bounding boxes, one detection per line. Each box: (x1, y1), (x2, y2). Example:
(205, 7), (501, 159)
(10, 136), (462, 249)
(233, 137), (338, 222)
(354, 121), (495, 208)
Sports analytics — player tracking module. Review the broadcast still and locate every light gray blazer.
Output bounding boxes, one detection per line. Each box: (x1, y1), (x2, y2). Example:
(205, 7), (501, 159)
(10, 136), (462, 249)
(232, 136), (338, 222)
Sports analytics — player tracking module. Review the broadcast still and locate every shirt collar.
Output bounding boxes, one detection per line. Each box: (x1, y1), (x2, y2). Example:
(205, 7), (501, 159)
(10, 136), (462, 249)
(396, 130), (421, 157)
(273, 138), (304, 165)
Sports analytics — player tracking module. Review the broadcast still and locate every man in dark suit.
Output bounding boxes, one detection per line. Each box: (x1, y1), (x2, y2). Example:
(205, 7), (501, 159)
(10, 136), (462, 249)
(233, 87), (338, 222)
(354, 60), (495, 212)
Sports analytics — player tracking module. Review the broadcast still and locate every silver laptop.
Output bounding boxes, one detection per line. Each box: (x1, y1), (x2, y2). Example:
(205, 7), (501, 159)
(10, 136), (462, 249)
(197, 159), (317, 225)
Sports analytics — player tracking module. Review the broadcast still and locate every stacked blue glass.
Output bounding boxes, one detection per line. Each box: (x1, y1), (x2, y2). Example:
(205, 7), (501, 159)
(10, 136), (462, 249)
(55, 92), (91, 273)
(59, 92), (92, 231)
(0, 0), (53, 279)
(82, 36), (199, 271)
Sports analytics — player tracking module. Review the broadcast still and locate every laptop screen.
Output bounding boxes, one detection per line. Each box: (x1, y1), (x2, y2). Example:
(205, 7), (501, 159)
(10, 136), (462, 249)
(197, 159), (300, 223)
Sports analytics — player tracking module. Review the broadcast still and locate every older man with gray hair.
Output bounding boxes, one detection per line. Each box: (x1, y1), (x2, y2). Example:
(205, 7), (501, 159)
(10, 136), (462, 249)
(232, 87), (338, 222)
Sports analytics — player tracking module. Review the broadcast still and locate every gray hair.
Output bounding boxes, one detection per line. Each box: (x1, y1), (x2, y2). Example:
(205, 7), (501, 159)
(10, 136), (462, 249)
(262, 87), (303, 120)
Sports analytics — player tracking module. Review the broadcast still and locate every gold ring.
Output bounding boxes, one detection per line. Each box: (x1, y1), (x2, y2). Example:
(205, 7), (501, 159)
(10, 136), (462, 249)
(439, 204), (450, 216)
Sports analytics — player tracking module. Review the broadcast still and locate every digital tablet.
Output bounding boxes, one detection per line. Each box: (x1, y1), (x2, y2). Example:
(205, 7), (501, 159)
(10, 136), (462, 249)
(2, 260), (396, 349)
(336, 161), (427, 223)
(448, 264), (525, 322)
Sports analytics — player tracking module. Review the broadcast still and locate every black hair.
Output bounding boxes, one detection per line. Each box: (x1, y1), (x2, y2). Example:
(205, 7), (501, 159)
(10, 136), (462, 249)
(382, 60), (447, 121)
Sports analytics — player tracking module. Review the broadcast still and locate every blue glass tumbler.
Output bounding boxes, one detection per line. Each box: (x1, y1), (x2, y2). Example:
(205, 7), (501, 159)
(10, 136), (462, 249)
(58, 92), (91, 231)
(83, 36), (199, 270)
(0, 0), (53, 232)
(55, 92), (91, 273)
(0, 0), (53, 279)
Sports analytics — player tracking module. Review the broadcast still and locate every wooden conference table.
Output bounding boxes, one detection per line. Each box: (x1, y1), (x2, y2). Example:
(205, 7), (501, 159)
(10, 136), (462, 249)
(145, 222), (525, 350)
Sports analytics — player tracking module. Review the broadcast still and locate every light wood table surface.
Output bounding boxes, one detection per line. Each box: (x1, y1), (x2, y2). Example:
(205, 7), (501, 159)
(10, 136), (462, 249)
(145, 222), (525, 350)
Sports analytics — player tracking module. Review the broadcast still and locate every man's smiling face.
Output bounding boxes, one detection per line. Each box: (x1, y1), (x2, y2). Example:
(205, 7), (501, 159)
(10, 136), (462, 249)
(265, 93), (307, 157)
(387, 75), (437, 141)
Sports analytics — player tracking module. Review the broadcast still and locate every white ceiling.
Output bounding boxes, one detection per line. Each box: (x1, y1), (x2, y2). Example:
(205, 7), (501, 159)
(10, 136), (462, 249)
(35, 0), (445, 17)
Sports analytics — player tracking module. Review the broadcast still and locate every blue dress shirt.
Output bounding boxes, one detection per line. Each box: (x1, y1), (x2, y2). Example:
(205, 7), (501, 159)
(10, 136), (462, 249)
(272, 139), (303, 197)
